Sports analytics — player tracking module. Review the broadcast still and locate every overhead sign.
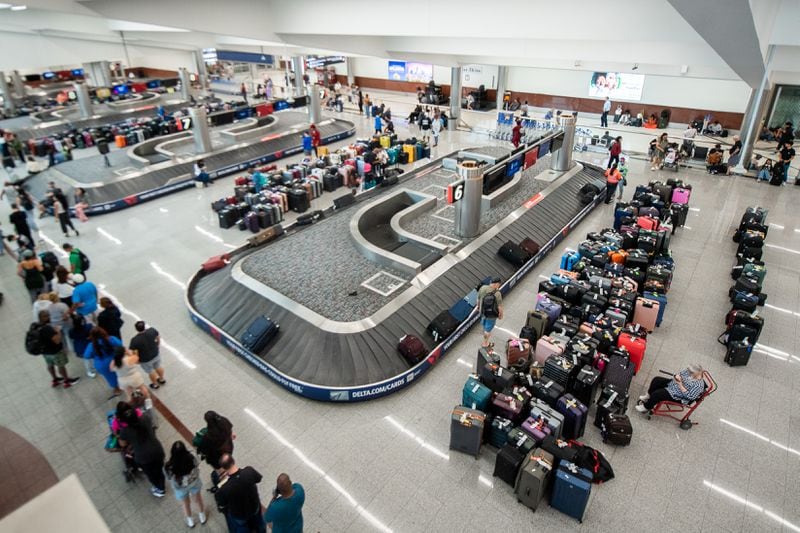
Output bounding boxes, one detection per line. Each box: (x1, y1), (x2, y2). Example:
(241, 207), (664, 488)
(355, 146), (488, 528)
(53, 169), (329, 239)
(461, 64), (498, 89)
(306, 56), (346, 69)
(213, 50), (275, 65)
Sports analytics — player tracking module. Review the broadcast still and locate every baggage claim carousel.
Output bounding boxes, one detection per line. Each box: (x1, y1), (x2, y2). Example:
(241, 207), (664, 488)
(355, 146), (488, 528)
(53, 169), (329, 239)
(23, 111), (356, 214)
(186, 132), (608, 402)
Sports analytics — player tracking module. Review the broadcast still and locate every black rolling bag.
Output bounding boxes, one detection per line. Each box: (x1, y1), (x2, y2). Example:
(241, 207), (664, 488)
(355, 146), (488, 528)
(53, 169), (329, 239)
(498, 241), (529, 267)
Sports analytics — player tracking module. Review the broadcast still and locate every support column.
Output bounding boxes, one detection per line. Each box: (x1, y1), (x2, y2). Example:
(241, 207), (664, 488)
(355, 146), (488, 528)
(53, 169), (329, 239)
(73, 82), (93, 118)
(189, 107), (213, 154)
(11, 70), (24, 97)
(345, 56), (355, 87)
(292, 56), (306, 97)
(98, 61), (112, 87)
(495, 65), (508, 111)
(551, 115), (576, 172)
(735, 46), (774, 174)
(454, 160), (483, 238)
(193, 50), (208, 91)
(178, 68), (191, 102)
(0, 72), (16, 115)
(449, 66), (461, 131)
(309, 85), (322, 124)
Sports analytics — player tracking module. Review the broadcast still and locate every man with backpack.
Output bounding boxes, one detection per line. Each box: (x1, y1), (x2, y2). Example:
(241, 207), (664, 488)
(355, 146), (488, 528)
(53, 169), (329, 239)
(477, 277), (504, 348)
(63, 242), (89, 277)
(27, 309), (80, 388)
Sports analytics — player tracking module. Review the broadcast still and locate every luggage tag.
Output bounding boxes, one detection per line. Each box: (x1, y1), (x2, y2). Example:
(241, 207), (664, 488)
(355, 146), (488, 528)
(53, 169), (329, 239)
(459, 412), (474, 427)
(525, 374), (534, 387)
(516, 434), (529, 448)
(471, 384), (480, 394)
(602, 391), (619, 408)
(544, 381), (553, 389)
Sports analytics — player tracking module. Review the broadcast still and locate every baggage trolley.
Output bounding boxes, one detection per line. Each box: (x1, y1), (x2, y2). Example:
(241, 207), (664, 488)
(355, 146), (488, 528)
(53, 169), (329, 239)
(646, 369), (717, 430)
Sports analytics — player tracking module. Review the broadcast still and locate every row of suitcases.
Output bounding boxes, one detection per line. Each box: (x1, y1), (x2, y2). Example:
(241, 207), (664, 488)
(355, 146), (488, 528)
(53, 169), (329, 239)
(723, 206), (768, 367)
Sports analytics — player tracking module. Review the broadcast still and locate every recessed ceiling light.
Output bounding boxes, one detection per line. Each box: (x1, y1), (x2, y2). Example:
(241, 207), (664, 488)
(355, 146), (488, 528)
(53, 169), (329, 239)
(10, 4), (26, 9)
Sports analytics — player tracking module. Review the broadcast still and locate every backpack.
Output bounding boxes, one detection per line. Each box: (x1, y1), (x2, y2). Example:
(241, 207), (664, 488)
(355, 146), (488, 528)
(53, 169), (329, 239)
(25, 322), (44, 355)
(482, 291), (500, 319)
(76, 249), (90, 271)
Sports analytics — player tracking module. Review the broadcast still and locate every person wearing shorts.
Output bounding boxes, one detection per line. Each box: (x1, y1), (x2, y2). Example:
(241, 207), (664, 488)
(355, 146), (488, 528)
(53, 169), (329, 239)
(129, 320), (166, 390)
(37, 309), (80, 388)
(477, 277), (504, 348)
(165, 441), (206, 528)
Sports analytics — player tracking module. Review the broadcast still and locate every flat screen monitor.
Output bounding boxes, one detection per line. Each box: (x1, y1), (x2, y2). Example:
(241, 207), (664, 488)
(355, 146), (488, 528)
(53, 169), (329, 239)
(550, 135), (564, 154)
(506, 155), (523, 177)
(42, 72), (56, 80)
(112, 84), (130, 95)
(146, 80), (162, 89)
(483, 163), (509, 195)
(524, 147), (539, 170)
(71, 68), (84, 77)
(161, 78), (179, 88)
(539, 139), (552, 158)
(588, 71), (645, 101)
(25, 74), (41, 82)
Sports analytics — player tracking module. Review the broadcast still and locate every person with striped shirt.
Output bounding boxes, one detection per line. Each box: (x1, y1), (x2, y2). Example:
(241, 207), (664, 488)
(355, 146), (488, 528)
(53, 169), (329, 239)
(636, 364), (705, 412)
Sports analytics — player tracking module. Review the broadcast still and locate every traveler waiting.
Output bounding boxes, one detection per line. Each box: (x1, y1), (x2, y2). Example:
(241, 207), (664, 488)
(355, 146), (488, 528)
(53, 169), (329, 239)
(117, 402), (166, 498)
(309, 124), (321, 158)
(726, 136), (743, 173)
(357, 89), (363, 114)
(607, 136), (622, 169)
(604, 164), (622, 204)
(420, 112), (432, 143)
(165, 441), (207, 528)
(84, 327), (123, 395)
(706, 148), (726, 174)
(18, 249), (45, 302)
(53, 266), (74, 306)
(73, 187), (89, 223)
(431, 112), (442, 147)
(520, 100), (529, 117)
(110, 345), (149, 401)
(477, 277), (504, 348)
(52, 194), (78, 238)
(240, 83), (248, 104)
(635, 364), (706, 413)
(264, 473), (305, 533)
(651, 133), (669, 171)
(34, 309), (80, 388)
(9, 203), (34, 247)
(601, 97), (611, 127)
(129, 320), (166, 390)
(31, 292), (52, 322)
(214, 454), (265, 533)
(511, 119), (522, 148)
(757, 159), (773, 182)
(301, 132), (312, 156)
(63, 243), (88, 277)
(195, 411), (236, 471)
(613, 104), (622, 123)
(70, 273), (98, 322)
(779, 139), (795, 184)
(17, 187), (39, 232)
(617, 157), (629, 200)
(374, 113), (382, 136)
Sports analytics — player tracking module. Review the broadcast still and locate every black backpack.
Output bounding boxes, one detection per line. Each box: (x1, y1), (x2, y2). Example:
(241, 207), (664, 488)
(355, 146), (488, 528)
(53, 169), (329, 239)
(25, 322), (44, 355)
(482, 291), (499, 319)
(76, 249), (90, 271)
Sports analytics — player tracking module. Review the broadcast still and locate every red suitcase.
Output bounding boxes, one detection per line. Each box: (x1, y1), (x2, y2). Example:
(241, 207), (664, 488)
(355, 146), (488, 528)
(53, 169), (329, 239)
(633, 297), (660, 332)
(235, 176), (249, 186)
(617, 332), (646, 374)
(202, 254), (230, 273)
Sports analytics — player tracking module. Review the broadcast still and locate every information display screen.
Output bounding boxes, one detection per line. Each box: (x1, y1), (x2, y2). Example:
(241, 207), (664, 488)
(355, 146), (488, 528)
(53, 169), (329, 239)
(506, 155), (523, 177)
(550, 135), (564, 154)
(483, 163), (509, 195)
(112, 84), (130, 95)
(538, 139), (552, 158)
(42, 72), (56, 80)
(588, 72), (645, 101)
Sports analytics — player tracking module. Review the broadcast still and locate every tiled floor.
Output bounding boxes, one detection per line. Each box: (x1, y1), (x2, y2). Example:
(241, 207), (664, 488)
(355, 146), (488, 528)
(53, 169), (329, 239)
(1, 100), (799, 533)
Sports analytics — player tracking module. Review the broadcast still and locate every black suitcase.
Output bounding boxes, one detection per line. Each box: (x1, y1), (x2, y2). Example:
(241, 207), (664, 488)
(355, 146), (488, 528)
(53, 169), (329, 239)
(725, 340), (752, 366)
(531, 379), (564, 408)
(543, 356), (574, 389)
(427, 310), (459, 343)
(323, 173), (339, 192)
(288, 189), (310, 213)
(240, 316), (279, 354)
(594, 384), (628, 428)
(493, 444), (526, 487)
(602, 355), (635, 393)
(498, 240), (529, 267)
(570, 365), (600, 407)
(480, 363), (515, 393)
(601, 413), (633, 445)
(218, 208), (237, 229)
(333, 193), (356, 210)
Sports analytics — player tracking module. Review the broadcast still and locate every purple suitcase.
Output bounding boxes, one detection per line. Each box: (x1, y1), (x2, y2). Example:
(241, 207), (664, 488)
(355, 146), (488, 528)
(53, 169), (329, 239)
(556, 393), (588, 440)
(535, 296), (562, 327)
(520, 416), (552, 444)
(491, 393), (524, 423)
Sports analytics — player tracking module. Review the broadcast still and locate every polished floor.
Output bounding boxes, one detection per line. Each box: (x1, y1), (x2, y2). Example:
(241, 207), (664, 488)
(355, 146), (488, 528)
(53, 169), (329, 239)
(1, 101), (799, 533)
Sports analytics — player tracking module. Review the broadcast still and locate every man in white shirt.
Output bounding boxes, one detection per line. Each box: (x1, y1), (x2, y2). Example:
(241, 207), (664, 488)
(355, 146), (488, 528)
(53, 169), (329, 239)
(683, 126), (697, 140)
(601, 97), (611, 127)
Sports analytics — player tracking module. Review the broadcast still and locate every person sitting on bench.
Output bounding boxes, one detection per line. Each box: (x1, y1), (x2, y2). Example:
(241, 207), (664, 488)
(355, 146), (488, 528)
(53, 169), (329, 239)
(635, 364), (705, 413)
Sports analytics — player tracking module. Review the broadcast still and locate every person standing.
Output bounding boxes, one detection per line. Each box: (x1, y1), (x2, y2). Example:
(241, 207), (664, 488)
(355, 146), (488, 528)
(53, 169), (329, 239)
(85, 327), (126, 394)
(9, 203), (34, 246)
(18, 249), (45, 302)
(53, 266), (74, 306)
(165, 441), (207, 528)
(364, 94), (371, 118)
(614, 104), (622, 123)
(117, 403), (166, 498)
(263, 474), (305, 533)
(34, 309), (80, 388)
(52, 195), (79, 238)
(309, 124), (321, 158)
(1, 181), (18, 207)
(265, 78), (273, 100)
(431, 112), (442, 147)
(374, 113), (382, 136)
(604, 164), (622, 204)
(63, 243), (88, 277)
(70, 273), (98, 323)
(607, 136), (622, 169)
(617, 157), (629, 200)
(477, 277), (504, 348)
(214, 454), (265, 533)
(779, 139), (795, 184)
(98, 297), (124, 340)
(357, 89), (363, 114)
(110, 346), (149, 400)
(240, 82), (248, 104)
(195, 411), (235, 471)
(420, 112), (432, 144)
(129, 320), (166, 390)
(511, 119), (522, 148)
(601, 97), (611, 127)
(16, 187), (39, 233)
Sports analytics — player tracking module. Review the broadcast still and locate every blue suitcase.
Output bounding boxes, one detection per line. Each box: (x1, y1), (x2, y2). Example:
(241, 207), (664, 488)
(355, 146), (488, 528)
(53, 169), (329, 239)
(643, 291), (668, 327)
(240, 316), (280, 353)
(560, 251), (580, 271)
(462, 376), (492, 411)
(551, 463), (593, 522)
(449, 295), (475, 322)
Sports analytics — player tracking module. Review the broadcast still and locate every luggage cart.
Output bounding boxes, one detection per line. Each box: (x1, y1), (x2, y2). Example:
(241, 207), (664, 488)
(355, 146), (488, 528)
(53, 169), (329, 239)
(646, 370), (717, 429)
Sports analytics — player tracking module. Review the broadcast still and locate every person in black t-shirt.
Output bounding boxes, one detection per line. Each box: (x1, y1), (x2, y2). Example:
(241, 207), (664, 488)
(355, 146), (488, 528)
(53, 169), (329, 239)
(9, 203), (33, 246)
(779, 139), (795, 184)
(214, 454), (265, 533)
(117, 402), (166, 498)
(129, 320), (165, 389)
(36, 309), (80, 388)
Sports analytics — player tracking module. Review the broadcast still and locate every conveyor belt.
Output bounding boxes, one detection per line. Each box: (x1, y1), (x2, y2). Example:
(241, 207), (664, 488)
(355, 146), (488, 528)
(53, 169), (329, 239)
(24, 117), (354, 211)
(187, 162), (606, 399)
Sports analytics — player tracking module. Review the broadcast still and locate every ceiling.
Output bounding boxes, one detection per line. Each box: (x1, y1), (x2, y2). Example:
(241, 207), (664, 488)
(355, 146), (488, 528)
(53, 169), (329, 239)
(1, 0), (799, 87)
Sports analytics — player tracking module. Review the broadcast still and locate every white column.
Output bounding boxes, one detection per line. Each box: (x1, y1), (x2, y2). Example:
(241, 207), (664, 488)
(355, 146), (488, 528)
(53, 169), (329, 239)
(495, 66), (508, 111)
(73, 82), (93, 118)
(449, 66), (461, 131)
(189, 107), (213, 154)
(292, 57), (306, 97)
(309, 86), (322, 124)
(11, 70), (24, 97)
(0, 72), (15, 114)
(454, 161), (483, 238)
(551, 116), (576, 171)
(735, 45), (774, 174)
(345, 57), (355, 86)
(193, 50), (208, 91)
(178, 68), (191, 101)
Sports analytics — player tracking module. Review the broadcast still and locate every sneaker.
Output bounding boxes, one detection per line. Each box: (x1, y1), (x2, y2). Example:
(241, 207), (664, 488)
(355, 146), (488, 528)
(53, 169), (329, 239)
(75, 230), (79, 236)
(638, 394), (650, 402)
(63, 377), (80, 389)
(51, 378), (64, 388)
(198, 512), (207, 525)
(87, 371), (96, 378)
(634, 404), (648, 413)
(185, 516), (195, 528)
(150, 487), (166, 498)
(650, 166), (656, 171)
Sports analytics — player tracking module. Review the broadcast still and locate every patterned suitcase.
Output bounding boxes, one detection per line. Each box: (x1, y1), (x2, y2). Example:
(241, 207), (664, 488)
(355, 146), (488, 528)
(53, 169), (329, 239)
(556, 394), (588, 440)
(514, 448), (555, 511)
(551, 463), (593, 522)
(602, 355), (635, 393)
(449, 406), (485, 457)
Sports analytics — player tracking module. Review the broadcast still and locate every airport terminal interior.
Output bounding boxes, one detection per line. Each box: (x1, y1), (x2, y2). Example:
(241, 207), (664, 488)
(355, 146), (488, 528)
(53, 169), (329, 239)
(1, 1), (800, 532)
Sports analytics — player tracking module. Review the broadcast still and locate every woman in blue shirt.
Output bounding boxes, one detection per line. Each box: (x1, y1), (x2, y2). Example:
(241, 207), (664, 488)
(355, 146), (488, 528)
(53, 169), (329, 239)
(84, 326), (123, 397)
(374, 114), (382, 136)
(636, 364), (705, 412)
(264, 474), (305, 533)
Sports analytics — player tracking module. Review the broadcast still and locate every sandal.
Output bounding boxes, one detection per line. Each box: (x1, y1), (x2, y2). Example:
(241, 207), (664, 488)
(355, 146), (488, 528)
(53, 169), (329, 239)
(149, 383), (160, 390)
(157, 378), (166, 385)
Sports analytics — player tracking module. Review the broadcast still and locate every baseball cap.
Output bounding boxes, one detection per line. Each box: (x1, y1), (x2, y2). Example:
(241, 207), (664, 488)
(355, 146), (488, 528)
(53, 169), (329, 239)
(72, 273), (85, 284)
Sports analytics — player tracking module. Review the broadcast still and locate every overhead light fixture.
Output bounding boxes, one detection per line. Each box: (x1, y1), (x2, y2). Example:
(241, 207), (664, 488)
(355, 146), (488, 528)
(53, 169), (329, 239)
(632, 63), (639, 71)
(10, 4), (26, 10)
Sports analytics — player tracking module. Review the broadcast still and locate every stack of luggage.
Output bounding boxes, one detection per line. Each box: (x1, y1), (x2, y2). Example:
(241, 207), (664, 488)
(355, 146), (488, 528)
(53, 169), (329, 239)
(722, 206), (768, 367)
(614, 178), (691, 236)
